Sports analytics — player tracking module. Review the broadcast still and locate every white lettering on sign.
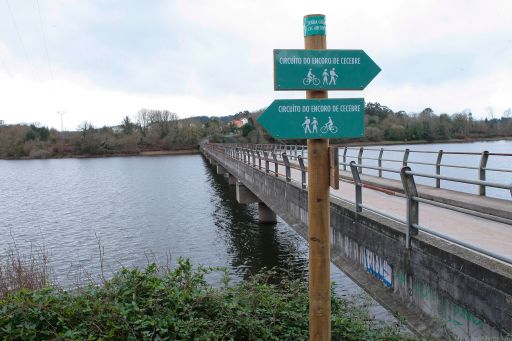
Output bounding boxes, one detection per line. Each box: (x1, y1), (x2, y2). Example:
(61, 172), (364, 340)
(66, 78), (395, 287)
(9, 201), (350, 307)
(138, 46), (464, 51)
(279, 56), (302, 65)
(309, 105), (360, 112)
(277, 104), (360, 114)
(339, 57), (360, 64)
(278, 105), (301, 113)
(279, 56), (361, 66)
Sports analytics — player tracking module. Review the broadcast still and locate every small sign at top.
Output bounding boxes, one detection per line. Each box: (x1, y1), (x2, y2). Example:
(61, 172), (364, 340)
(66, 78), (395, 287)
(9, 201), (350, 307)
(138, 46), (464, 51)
(304, 14), (325, 37)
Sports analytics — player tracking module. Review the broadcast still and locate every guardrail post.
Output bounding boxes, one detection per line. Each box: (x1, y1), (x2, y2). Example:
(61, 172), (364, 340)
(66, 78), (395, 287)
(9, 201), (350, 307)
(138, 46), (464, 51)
(251, 150), (256, 167)
(403, 148), (410, 167)
(436, 150), (443, 188)
(349, 161), (362, 213)
(294, 145), (298, 159)
(272, 153), (279, 176)
(479, 151), (489, 196)
(256, 151), (261, 169)
(282, 153), (291, 182)
(357, 147), (363, 174)
(342, 147), (348, 171)
(243, 149), (247, 163)
(378, 148), (384, 177)
(298, 156), (307, 189)
(400, 166), (419, 249)
(301, 145), (305, 158)
(329, 147), (339, 190)
(264, 151), (270, 174)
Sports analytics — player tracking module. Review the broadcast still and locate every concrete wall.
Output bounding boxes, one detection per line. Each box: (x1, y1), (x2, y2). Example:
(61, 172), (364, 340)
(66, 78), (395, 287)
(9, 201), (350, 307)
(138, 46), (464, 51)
(201, 145), (512, 339)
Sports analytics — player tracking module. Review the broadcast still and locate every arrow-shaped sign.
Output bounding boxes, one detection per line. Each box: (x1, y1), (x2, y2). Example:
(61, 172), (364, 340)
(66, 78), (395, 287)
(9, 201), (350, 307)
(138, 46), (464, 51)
(258, 98), (365, 139)
(274, 49), (380, 90)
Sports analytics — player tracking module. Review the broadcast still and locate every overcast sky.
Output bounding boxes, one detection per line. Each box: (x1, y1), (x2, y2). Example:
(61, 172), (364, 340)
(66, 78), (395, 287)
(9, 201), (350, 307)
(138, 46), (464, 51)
(1, 0), (511, 130)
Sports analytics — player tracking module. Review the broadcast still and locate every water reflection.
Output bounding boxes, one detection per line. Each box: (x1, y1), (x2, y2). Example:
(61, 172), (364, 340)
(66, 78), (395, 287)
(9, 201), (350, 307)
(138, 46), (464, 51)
(202, 157), (308, 281)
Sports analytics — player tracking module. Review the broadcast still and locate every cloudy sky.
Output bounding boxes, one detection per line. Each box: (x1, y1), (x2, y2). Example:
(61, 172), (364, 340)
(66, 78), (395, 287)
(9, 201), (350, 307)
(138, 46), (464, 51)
(0, 0), (511, 130)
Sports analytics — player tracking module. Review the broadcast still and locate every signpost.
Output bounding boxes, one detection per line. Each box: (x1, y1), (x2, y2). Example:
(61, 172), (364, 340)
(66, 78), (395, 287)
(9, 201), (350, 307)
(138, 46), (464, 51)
(257, 13), (380, 341)
(274, 49), (381, 90)
(258, 98), (364, 139)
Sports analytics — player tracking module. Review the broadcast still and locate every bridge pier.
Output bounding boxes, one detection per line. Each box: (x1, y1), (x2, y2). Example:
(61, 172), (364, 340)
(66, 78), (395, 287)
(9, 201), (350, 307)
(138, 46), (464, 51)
(216, 164), (227, 175)
(236, 182), (277, 223)
(236, 182), (259, 204)
(228, 174), (237, 185)
(258, 202), (277, 223)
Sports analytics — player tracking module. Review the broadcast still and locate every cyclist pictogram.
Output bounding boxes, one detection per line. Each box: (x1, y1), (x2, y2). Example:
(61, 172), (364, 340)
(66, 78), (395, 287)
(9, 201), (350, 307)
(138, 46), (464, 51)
(303, 68), (320, 86)
(320, 116), (338, 134)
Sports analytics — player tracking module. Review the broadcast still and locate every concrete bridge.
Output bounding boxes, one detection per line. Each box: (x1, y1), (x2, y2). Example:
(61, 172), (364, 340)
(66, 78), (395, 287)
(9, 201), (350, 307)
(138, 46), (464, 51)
(201, 143), (512, 339)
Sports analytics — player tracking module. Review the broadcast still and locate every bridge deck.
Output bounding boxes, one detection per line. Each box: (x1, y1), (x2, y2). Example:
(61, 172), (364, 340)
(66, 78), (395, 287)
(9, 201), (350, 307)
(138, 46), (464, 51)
(338, 170), (512, 221)
(282, 165), (512, 260)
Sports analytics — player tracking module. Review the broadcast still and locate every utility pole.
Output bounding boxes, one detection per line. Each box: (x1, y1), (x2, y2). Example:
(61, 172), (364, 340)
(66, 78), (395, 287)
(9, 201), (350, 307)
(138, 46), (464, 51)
(57, 110), (65, 152)
(57, 110), (65, 132)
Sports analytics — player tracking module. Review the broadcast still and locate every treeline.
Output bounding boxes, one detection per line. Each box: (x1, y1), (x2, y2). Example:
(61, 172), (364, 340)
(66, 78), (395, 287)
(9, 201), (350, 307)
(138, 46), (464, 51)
(1, 103), (511, 159)
(361, 103), (512, 142)
(0, 109), (204, 159)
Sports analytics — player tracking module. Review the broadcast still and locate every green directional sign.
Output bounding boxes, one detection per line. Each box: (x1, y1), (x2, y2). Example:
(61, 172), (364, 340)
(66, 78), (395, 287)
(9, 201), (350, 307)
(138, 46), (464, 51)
(274, 49), (380, 90)
(257, 98), (364, 139)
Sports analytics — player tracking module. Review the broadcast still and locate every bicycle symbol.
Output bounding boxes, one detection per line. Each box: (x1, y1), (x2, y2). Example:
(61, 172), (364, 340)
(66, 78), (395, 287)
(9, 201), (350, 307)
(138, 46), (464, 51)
(303, 75), (320, 86)
(320, 124), (338, 134)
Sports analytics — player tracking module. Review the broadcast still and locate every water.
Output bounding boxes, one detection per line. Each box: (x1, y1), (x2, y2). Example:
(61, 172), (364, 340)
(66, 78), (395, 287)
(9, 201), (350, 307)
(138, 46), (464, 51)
(342, 140), (512, 200)
(0, 154), (358, 299)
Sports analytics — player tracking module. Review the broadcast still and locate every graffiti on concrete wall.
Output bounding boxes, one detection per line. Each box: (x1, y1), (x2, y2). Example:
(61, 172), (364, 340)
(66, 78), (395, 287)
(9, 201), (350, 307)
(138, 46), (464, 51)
(364, 248), (393, 288)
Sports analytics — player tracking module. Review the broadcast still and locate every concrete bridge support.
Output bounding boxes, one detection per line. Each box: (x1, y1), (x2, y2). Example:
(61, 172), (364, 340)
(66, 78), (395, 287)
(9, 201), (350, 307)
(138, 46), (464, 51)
(217, 164), (227, 175)
(236, 182), (277, 223)
(258, 202), (277, 223)
(228, 174), (237, 185)
(236, 181), (259, 204)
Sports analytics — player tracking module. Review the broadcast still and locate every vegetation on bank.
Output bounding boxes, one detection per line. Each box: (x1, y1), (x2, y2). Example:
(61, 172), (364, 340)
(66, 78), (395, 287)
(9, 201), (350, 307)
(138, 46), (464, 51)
(0, 256), (413, 340)
(2, 102), (510, 159)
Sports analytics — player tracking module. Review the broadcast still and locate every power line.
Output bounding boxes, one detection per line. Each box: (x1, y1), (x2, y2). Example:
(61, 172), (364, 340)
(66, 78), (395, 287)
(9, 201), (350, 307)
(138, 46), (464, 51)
(35, 0), (55, 91)
(5, 0), (31, 63)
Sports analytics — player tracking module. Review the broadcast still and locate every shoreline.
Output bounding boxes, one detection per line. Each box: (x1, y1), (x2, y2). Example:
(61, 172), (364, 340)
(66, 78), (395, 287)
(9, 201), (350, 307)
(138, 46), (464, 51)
(1, 148), (200, 161)
(2, 137), (510, 160)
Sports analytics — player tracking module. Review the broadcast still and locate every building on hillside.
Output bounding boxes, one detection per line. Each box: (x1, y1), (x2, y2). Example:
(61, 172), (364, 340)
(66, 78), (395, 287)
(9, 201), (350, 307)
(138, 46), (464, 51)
(231, 119), (244, 128)
(230, 117), (249, 129)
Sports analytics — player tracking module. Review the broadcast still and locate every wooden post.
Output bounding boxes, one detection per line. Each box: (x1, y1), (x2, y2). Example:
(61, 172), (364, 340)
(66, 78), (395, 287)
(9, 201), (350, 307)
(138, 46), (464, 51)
(305, 13), (330, 341)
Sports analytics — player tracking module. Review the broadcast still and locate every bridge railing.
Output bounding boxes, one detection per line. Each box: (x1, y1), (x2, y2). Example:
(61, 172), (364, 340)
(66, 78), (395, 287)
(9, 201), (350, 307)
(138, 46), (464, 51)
(339, 145), (512, 197)
(203, 143), (512, 265)
(225, 143), (512, 198)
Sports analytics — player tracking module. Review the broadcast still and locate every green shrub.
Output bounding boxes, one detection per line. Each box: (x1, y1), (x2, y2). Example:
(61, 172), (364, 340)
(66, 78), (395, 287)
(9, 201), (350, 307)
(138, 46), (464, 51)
(0, 258), (412, 340)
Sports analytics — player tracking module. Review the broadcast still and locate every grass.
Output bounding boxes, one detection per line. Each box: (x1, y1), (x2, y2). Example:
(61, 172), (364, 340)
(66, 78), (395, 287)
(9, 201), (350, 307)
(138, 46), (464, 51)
(0, 243), (50, 297)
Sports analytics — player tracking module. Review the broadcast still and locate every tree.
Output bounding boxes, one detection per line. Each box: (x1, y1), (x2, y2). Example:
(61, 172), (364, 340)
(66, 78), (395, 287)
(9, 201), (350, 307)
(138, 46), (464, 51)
(241, 123), (255, 137)
(121, 116), (134, 134)
(365, 102), (393, 120)
(78, 121), (94, 139)
(136, 109), (150, 137)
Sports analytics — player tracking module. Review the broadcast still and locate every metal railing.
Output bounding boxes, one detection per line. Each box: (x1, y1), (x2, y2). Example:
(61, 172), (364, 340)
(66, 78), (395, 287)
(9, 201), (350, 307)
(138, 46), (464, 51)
(225, 143), (512, 197)
(339, 146), (512, 197)
(203, 143), (512, 266)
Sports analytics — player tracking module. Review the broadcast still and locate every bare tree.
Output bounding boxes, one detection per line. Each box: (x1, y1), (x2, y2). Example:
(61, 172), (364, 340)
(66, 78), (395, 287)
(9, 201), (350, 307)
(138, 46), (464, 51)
(136, 109), (150, 137)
